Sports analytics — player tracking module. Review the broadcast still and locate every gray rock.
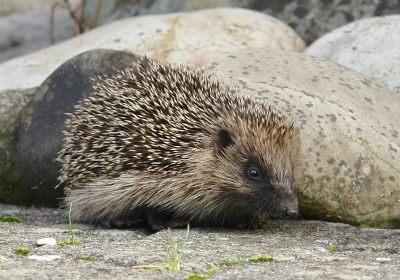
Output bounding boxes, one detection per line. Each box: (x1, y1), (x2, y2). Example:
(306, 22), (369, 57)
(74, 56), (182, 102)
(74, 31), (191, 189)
(305, 15), (400, 94)
(0, 11), (75, 63)
(0, 0), (81, 16)
(0, 203), (399, 279)
(82, 0), (400, 44)
(0, 87), (38, 205)
(17, 49), (142, 207)
(249, 0), (400, 45)
(0, 8), (305, 91)
(205, 48), (400, 228)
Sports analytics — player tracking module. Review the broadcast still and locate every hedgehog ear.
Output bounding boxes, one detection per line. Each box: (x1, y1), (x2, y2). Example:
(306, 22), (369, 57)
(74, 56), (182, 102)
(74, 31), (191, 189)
(214, 129), (234, 156)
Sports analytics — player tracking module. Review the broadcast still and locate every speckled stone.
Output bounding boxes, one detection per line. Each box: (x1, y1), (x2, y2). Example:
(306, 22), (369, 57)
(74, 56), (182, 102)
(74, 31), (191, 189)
(0, 8), (305, 91)
(305, 15), (400, 94)
(205, 48), (400, 228)
(0, 88), (38, 205)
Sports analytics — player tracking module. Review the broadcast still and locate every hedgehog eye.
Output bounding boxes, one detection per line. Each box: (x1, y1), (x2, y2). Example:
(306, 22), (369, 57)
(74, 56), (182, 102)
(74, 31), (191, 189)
(247, 166), (261, 180)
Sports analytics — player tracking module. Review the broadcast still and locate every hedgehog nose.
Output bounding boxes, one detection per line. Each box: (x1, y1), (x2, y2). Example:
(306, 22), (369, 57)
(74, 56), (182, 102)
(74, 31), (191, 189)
(282, 207), (299, 220)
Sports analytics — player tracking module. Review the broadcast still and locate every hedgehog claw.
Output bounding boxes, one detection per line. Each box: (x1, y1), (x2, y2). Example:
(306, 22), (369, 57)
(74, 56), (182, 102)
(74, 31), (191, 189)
(100, 219), (143, 229)
(234, 220), (266, 230)
(251, 220), (266, 229)
(146, 208), (189, 232)
(146, 209), (165, 232)
(234, 222), (247, 230)
(99, 221), (112, 228)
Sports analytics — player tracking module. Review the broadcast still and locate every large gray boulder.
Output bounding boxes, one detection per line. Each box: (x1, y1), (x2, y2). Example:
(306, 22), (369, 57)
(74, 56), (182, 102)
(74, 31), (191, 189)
(0, 8), (305, 91)
(0, 88), (37, 205)
(305, 15), (400, 94)
(82, 0), (400, 44)
(205, 48), (400, 228)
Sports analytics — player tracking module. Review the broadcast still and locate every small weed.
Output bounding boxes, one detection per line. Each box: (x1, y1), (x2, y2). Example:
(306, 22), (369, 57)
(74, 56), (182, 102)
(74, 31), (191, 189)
(164, 224), (190, 271)
(330, 247), (337, 253)
(58, 240), (82, 246)
(187, 275), (205, 280)
(223, 256), (245, 266)
(16, 248), (31, 257)
(206, 266), (220, 277)
(0, 216), (22, 223)
(130, 265), (163, 271)
(250, 255), (276, 263)
(59, 203), (82, 246)
(187, 265), (220, 280)
(68, 203), (81, 244)
(131, 224), (190, 271)
(80, 255), (94, 262)
(360, 220), (384, 228)
(360, 223), (371, 228)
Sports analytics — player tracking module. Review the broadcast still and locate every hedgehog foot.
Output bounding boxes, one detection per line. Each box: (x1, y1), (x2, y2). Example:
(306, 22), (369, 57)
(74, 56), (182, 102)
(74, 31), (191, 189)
(234, 220), (267, 230)
(251, 220), (267, 229)
(146, 208), (189, 232)
(100, 219), (143, 229)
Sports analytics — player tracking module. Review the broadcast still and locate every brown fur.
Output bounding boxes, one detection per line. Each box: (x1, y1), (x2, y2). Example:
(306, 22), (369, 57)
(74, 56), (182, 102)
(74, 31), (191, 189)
(57, 57), (301, 231)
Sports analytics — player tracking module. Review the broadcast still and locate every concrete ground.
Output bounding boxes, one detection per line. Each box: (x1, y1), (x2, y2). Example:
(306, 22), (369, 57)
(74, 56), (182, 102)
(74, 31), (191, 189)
(0, 203), (399, 279)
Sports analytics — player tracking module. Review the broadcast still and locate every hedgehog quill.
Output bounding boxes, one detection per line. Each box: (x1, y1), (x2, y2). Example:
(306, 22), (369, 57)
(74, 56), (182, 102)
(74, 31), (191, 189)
(57, 57), (301, 232)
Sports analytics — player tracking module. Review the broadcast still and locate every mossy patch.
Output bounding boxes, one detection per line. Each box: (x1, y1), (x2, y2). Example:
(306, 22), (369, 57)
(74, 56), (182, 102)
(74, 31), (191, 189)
(187, 265), (220, 280)
(0, 216), (23, 223)
(250, 255), (276, 263)
(16, 248), (31, 257)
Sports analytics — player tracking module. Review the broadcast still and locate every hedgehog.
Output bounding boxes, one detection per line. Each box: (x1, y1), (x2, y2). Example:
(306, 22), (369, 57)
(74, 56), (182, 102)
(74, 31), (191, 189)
(57, 57), (301, 232)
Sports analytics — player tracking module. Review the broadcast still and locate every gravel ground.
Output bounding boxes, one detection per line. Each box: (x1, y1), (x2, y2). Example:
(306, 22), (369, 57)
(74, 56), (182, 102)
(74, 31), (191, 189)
(0, 203), (399, 279)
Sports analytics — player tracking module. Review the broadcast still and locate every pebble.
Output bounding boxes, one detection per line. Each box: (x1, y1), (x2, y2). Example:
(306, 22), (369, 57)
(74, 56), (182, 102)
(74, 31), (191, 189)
(376, 258), (392, 263)
(36, 238), (57, 246)
(28, 255), (61, 261)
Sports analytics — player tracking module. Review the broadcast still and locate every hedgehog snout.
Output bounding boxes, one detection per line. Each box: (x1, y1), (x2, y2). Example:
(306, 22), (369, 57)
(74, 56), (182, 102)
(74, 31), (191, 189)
(282, 205), (299, 220)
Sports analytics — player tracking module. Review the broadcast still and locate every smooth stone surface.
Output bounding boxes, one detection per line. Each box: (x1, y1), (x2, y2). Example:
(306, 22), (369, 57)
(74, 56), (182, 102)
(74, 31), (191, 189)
(0, 11), (75, 63)
(305, 15), (400, 93)
(205, 48), (400, 228)
(17, 49), (142, 207)
(0, 7), (305, 91)
(0, 87), (37, 205)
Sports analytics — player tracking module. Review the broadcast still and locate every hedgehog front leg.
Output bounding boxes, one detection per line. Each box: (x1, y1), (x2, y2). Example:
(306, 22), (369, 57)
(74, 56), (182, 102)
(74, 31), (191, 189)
(99, 218), (143, 229)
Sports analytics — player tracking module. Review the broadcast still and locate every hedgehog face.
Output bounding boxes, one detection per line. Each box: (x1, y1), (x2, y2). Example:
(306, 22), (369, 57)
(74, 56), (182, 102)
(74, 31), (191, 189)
(212, 124), (300, 222)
